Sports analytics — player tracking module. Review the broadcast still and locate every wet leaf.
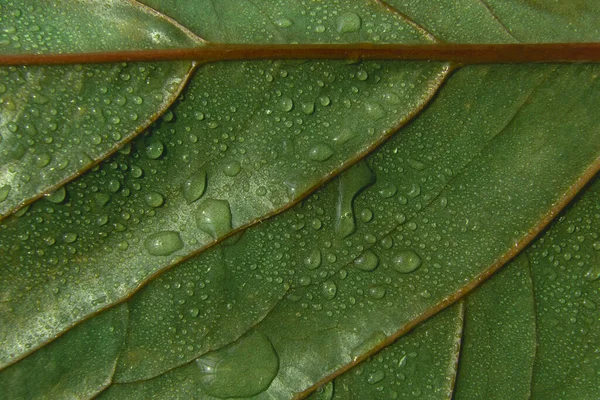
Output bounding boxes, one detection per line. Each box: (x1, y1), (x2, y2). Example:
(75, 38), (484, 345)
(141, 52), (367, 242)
(0, 0), (448, 368)
(1, 1), (600, 399)
(0, 0), (200, 217)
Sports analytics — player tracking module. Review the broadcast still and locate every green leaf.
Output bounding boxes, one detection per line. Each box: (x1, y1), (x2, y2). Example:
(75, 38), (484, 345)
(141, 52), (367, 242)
(1, 1), (600, 399)
(0, 0), (199, 217)
(0, 0), (449, 368)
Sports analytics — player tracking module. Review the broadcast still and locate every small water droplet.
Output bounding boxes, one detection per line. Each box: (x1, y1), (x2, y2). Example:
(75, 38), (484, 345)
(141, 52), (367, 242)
(367, 285), (386, 299)
(393, 250), (422, 273)
(195, 199), (232, 239)
(367, 369), (385, 384)
(301, 102), (315, 114)
(182, 169), (207, 204)
(196, 331), (279, 398)
(143, 231), (183, 256)
(1, 185), (13, 202)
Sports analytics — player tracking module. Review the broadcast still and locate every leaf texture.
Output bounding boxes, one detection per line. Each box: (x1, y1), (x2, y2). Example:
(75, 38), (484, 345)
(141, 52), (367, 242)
(0, 0), (599, 399)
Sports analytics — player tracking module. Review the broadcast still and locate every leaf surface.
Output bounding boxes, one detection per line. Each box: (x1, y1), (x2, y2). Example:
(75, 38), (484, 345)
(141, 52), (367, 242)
(0, 0), (449, 369)
(0, 1), (600, 399)
(0, 0), (199, 217)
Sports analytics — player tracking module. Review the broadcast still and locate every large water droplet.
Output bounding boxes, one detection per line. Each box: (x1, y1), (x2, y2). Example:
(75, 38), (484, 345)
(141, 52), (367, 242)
(353, 250), (379, 271)
(393, 250), (422, 273)
(182, 168), (207, 204)
(195, 199), (232, 239)
(196, 331), (279, 398)
(144, 191), (164, 208)
(335, 161), (376, 238)
(144, 231), (183, 256)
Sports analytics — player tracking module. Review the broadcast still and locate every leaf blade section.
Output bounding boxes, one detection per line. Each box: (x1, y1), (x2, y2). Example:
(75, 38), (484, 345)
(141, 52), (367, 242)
(0, 0), (200, 218)
(80, 63), (600, 398)
(0, 0), (449, 368)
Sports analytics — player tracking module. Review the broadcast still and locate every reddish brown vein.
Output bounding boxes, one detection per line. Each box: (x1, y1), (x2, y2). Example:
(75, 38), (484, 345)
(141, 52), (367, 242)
(1, 43), (600, 65)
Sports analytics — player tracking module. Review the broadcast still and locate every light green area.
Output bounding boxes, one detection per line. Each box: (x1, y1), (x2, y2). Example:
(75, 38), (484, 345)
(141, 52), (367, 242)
(0, 0), (199, 217)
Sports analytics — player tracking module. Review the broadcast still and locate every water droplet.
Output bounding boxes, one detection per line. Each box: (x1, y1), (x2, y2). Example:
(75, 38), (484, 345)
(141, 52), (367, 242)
(393, 250), (422, 273)
(145, 140), (164, 159)
(46, 187), (66, 204)
(0, 185), (8, 203)
(196, 331), (279, 398)
(353, 250), (379, 272)
(365, 102), (386, 120)
(107, 179), (120, 193)
(367, 285), (386, 299)
(274, 18), (293, 28)
(301, 102), (315, 114)
(62, 232), (78, 243)
(367, 369), (385, 384)
(94, 192), (111, 207)
(305, 249), (322, 270)
(337, 12), (362, 33)
(308, 143), (334, 161)
(182, 169), (207, 204)
(195, 199), (232, 239)
(223, 161), (241, 177)
(322, 280), (338, 300)
(143, 231), (183, 256)
(336, 161), (376, 238)
(378, 182), (397, 198)
(279, 96), (293, 112)
(144, 191), (164, 208)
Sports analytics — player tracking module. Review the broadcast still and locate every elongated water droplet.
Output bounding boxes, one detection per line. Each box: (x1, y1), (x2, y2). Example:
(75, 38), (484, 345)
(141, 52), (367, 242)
(322, 280), (338, 300)
(196, 331), (279, 398)
(144, 231), (183, 256)
(0, 185), (10, 202)
(308, 143), (334, 162)
(195, 199), (232, 239)
(336, 161), (376, 238)
(182, 168), (207, 204)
